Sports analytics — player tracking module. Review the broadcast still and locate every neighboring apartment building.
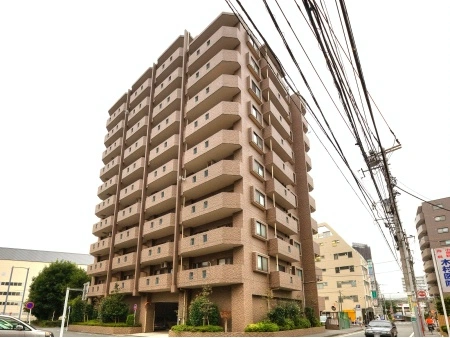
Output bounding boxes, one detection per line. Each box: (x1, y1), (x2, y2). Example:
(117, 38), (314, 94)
(0, 247), (92, 320)
(352, 242), (383, 316)
(416, 197), (450, 296)
(402, 276), (427, 294)
(87, 12), (320, 332)
(314, 223), (374, 323)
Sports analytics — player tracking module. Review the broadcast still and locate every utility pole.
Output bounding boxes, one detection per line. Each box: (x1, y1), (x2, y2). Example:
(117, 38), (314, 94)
(367, 145), (423, 336)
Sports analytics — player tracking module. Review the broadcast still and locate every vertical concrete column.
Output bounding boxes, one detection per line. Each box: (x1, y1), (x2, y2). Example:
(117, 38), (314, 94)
(231, 284), (253, 332)
(141, 294), (154, 333)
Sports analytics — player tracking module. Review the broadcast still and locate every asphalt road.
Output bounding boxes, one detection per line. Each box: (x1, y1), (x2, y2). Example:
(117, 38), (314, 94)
(341, 321), (416, 337)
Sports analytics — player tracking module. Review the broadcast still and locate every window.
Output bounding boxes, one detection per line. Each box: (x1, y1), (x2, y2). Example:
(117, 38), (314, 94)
(205, 113), (209, 120)
(206, 87), (210, 94)
(251, 80), (261, 99)
(202, 270), (207, 278)
(206, 62), (210, 69)
(433, 204), (444, 210)
(157, 247), (161, 253)
(196, 71), (199, 78)
(192, 176), (197, 183)
(255, 220), (267, 238)
(332, 240), (340, 246)
(190, 238), (195, 245)
(194, 120), (198, 127)
(196, 49), (200, 55)
(435, 216), (446, 222)
(207, 39), (211, 46)
(191, 206), (196, 213)
(203, 201), (208, 208)
(189, 272), (194, 280)
(193, 147), (197, 154)
(155, 277), (159, 285)
(440, 240), (450, 246)
(204, 169), (208, 177)
(254, 189), (266, 207)
(204, 140), (209, 148)
(250, 57), (260, 74)
(218, 257), (232, 265)
(438, 227), (449, 234)
(253, 159), (264, 178)
(251, 105), (262, 124)
(252, 131), (263, 150)
(195, 96), (199, 102)
(257, 255), (268, 272)
(203, 234), (208, 242)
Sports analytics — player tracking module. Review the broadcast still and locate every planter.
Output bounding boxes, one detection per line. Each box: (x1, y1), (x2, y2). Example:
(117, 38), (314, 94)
(69, 324), (142, 335)
(169, 326), (325, 337)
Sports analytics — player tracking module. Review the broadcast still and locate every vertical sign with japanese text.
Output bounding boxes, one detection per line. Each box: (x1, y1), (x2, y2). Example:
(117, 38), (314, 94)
(434, 247), (450, 292)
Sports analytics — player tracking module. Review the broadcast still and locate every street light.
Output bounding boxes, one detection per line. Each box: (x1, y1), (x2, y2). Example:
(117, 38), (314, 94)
(2, 266), (30, 320)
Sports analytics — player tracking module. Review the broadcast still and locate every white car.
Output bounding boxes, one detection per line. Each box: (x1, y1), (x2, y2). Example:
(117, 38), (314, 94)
(0, 315), (54, 337)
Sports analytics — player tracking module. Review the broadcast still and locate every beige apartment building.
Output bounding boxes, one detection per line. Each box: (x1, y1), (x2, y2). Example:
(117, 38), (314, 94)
(416, 197), (450, 296)
(0, 247), (92, 320)
(314, 223), (374, 323)
(87, 12), (320, 332)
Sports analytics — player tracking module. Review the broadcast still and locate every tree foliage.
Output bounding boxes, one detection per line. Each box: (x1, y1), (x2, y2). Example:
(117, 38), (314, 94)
(435, 297), (450, 315)
(27, 260), (90, 320)
(68, 296), (94, 323)
(187, 286), (220, 326)
(98, 284), (129, 323)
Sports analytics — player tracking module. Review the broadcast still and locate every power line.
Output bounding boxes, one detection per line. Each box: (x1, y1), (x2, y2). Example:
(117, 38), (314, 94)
(395, 186), (450, 213)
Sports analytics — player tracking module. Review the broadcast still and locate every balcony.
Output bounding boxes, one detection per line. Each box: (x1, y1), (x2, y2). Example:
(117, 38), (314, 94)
(180, 227), (242, 257)
(111, 252), (137, 272)
(429, 285), (439, 296)
(268, 238), (300, 263)
(417, 224), (427, 239)
(304, 133), (311, 152)
(97, 175), (118, 200)
(150, 111), (181, 147)
(261, 77), (290, 122)
(130, 77), (151, 108)
(315, 267), (323, 282)
(142, 213), (176, 241)
(185, 101), (240, 147)
(269, 271), (302, 291)
(110, 278), (134, 294)
(265, 178), (297, 211)
(88, 284), (106, 297)
(182, 192), (242, 228)
(262, 101), (291, 141)
(424, 259), (434, 273)
(149, 134), (179, 170)
(100, 156), (120, 182)
(415, 212), (425, 228)
(178, 264), (243, 288)
(147, 160), (178, 195)
(263, 125), (294, 164)
(419, 236), (430, 250)
(123, 136), (147, 166)
(92, 216), (114, 237)
(106, 102), (127, 131)
(122, 157), (145, 186)
(139, 273), (172, 292)
(104, 120), (125, 147)
(87, 260), (109, 276)
(188, 26), (240, 74)
(183, 160), (241, 200)
(187, 50), (240, 97)
(184, 129), (241, 175)
(145, 185), (177, 216)
(311, 217), (318, 234)
(185, 74), (241, 122)
(307, 173), (314, 192)
(154, 67), (183, 103)
(119, 179), (143, 206)
(115, 226), (139, 250)
(95, 195), (116, 218)
(89, 238), (111, 256)
(140, 242), (174, 266)
(302, 115), (308, 133)
(309, 195), (316, 213)
(116, 202), (141, 229)
(102, 137), (122, 164)
(312, 241), (320, 257)
(266, 207), (298, 236)
(128, 96), (150, 127)
(155, 46), (183, 83)
(264, 152), (295, 186)
(427, 272), (437, 283)
(305, 152), (312, 172)
(260, 57), (289, 104)
(152, 88), (182, 125)
(422, 247), (432, 260)
(126, 116), (148, 146)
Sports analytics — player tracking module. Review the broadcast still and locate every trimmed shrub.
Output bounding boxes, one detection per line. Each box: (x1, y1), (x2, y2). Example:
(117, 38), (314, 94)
(280, 318), (295, 331)
(297, 317), (311, 329)
(268, 306), (286, 326)
(126, 314), (137, 326)
(244, 321), (280, 332)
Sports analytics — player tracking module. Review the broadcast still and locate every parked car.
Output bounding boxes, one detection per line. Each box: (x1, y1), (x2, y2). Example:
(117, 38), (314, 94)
(0, 315), (54, 337)
(364, 320), (398, 337)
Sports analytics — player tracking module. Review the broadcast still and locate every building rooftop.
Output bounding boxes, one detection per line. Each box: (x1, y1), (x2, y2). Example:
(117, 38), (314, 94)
(0, 247), (93, 265)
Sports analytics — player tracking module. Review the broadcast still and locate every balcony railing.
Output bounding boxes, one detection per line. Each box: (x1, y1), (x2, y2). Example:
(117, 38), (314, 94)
(100, 156), (120, 182)
(155, 47), (183, 82)
(116, 202), (141, 229)
(106, 102), (127, 131)
(422, 247), (432, 260)
(110, 279), (134, 294)
(154, 67), (183, 103)
(148, 134), (179, 170)
(309, 195), (316, 213)
(111, 252), (137, 272)
(123, 136), (147, 166)
(147, 159), (178, 195)
(115, 226), (139, 249)
(126, 116), (148, 146)
(89, 238), (111, 256)
(262, 101), (291, 142)
(261, 77), (290, 122)
(178, 264), (243, 288)
(264, 152), (295, 187)
(424, 260), (434, 273)
(268, 238), (300, 263)
(119, 179), (143, 206)
(417, 224), (427, 239)
(104, 120), (125, 147)
(95, 195), (116, 218)
(145, 185), (177, 216)
(265, 178), (297, 211)
(138, 273), (172, 292)
(415, 212), (425, 228)
(263, 125), (294, 164)
(92, 216), (114, 237)
(269, 271), (302, 291)
(142, 213), (176, 241)
(182, 192), (242, 228)
(419, 236), (430, 250)
(88, 284), (106, 297)
(122, 157), (145, 186)
(152, 88), (182, 125)
(128, 96), (150, 127)
(150, 111), (181, 148)
(87, 260), (109, 276)
(140, 242), (174, 266)
(130, 77), (151, 108)
(307, 173), (314, 192)
(180, 227), (242, 257)
(266, 207), (298, 236)
(102, 137), (123, 164)
(97, 175), (118, 200)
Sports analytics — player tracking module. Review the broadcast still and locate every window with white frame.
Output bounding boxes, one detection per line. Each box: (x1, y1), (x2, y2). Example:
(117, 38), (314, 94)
(257, 255), (268, 272)
(251, 80), (261, 99)
(254, 189), (266, 207)
(250, 57), (260, 75)
(438, 227), (449, 234)
(255, 220), (267, 239)
(252, 131), (263, 150)
(253, 159), (264, 178)
(251, 105), (262, 124)
(435, 215), (446, 221)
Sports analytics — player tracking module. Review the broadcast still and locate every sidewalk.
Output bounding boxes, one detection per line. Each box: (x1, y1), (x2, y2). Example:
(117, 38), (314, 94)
(307, 325), (364, 337)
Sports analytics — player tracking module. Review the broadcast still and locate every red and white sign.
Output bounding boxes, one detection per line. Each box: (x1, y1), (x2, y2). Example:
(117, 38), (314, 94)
(417, 290), (427, 298)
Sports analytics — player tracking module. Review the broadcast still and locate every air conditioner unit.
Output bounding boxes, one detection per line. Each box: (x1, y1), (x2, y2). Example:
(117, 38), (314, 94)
(161, 262), (168, 268)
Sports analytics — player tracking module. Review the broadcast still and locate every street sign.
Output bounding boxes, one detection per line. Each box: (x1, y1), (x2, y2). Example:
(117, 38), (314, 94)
(133, 304), (137, 311)
(25, 302), (34, 310)
(417, 290), (427, 298)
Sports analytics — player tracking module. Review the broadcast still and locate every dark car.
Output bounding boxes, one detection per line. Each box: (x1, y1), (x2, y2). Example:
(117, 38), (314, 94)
(364, 320), (398, 337)
(0, 314), (54, 337)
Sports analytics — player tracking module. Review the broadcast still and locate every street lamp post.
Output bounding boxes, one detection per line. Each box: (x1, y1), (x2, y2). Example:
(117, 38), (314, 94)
(2, 266), (30, 319)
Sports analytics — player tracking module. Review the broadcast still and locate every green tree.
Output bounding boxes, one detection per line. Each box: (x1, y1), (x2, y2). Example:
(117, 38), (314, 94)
(435, 296), (450, 315)
(188, 286), (220, 326)
(98, 284), (129, 323)
(27, 260), (90, 320)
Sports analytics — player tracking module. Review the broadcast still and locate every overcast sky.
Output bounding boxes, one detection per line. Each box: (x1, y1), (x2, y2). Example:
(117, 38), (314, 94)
(0, 1), (448, 297)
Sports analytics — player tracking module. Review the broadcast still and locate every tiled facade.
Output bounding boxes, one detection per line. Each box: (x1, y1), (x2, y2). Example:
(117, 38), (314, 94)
(415, 197), (450, 296)
(87, 12), (318, 332)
